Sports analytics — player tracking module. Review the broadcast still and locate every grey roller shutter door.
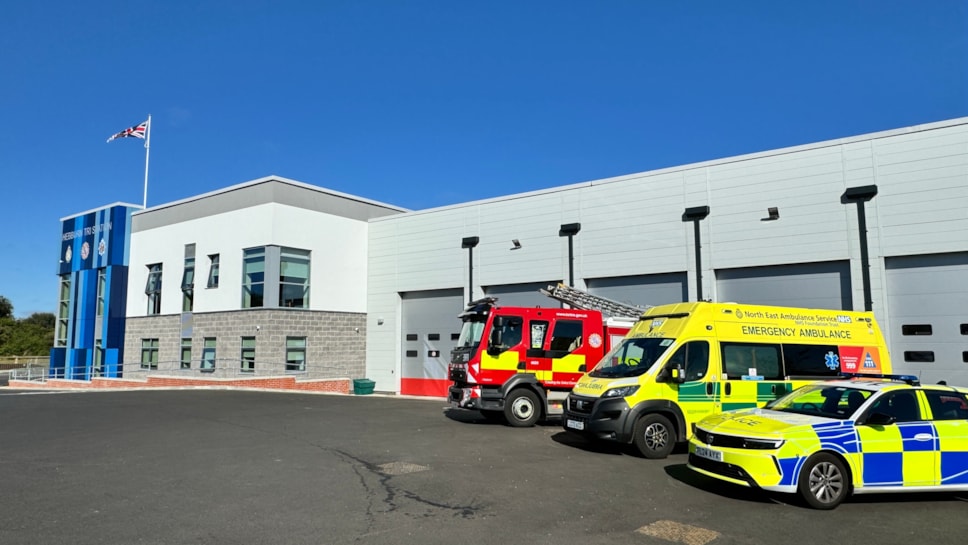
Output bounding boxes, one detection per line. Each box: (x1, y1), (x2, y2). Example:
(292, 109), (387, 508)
(716, 261), (852, 310)
(886, 252), (968, 385)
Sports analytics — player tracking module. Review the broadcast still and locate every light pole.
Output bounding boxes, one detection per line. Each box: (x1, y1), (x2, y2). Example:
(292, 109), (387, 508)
(842, 185), (878, 311)
(682, 206), (710, 301)
(558, 223), (581, 287)
(461, 236), (479, 303)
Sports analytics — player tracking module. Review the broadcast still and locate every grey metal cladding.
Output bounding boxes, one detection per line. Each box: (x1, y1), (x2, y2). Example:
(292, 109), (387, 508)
(132, 178), (405, 231)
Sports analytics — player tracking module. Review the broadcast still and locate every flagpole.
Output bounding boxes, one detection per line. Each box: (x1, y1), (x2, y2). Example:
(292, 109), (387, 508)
(142, 114), (151, 209)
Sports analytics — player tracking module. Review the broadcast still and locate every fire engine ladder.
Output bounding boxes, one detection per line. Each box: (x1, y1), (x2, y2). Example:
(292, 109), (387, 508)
(539, 283), (650, 319)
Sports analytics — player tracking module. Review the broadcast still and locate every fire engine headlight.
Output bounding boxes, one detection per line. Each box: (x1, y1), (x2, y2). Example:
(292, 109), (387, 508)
(602, 385), (639, 398)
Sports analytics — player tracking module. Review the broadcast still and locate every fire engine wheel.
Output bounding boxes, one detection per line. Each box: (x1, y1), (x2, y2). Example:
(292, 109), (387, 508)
(632, 413), (675, 459)
(504, 389), (541, 427)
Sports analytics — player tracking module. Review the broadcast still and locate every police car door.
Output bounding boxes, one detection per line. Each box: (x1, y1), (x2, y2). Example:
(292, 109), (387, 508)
(923, 389), (968, 487)
(857, 390), (935, 487)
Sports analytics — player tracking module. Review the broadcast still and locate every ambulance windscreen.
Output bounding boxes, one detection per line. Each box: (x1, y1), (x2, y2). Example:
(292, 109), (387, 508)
(589, 337), (674, 378)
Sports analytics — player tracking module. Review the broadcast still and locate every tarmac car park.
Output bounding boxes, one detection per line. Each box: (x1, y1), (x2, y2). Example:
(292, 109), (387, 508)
(688, 375), (968, 509)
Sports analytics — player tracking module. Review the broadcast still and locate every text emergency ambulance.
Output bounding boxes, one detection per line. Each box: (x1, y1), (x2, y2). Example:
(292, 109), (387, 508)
(561, 301), (893, 458)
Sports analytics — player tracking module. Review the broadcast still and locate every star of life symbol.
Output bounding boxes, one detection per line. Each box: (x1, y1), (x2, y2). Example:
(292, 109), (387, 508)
(98, 239), (106, 256)
(65, 246), (72, 262)
(863, 353), (877, 368)
(824, 351), (840, 370)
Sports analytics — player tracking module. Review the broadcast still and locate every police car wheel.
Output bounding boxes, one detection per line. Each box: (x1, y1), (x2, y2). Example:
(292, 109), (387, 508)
(504, 389), (541, 427)
(798, 453), (849, 510)
(632, 414), (675, 459)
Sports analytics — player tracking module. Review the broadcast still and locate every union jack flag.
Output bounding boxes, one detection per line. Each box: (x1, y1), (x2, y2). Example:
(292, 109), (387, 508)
(106, 119), (148, 142)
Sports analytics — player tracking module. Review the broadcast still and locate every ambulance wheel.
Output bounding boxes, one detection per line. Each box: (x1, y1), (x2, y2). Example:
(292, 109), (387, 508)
(632, 413), (675, 459)
(504, 389), (541, 427)
(798, 453), (849, 510)
(480, 410), (506, 423)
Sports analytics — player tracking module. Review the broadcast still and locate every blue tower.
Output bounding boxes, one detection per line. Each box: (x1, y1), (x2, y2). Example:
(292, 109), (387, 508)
(50, 203), (139, 379)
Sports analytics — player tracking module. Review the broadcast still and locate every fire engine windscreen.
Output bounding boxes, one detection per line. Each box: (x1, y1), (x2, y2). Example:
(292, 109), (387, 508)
(456, 319), (487, 350)
(589, 337), (675, 378)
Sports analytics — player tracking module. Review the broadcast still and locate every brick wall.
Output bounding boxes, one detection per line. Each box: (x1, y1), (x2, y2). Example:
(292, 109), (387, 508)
(123, 309), (367, 380)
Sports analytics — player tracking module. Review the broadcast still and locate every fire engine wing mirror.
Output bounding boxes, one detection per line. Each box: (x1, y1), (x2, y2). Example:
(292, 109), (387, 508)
(492, 316), (507, 328)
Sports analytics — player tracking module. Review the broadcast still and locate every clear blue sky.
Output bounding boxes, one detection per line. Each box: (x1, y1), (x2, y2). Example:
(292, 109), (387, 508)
(1, 1), (966, 317)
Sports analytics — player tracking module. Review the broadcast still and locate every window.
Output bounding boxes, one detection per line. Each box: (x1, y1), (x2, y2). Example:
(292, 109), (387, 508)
(182, 245), (195, 312)
(529, 321), (549, 353)
(145, 263), (162, 315)
(201, 338), (216, 371)
(868, 391), (922, 423)
(489, 316), (523, 354)
(93, 338), (104, 377)
(781, 344), (842, 377)
(56, 275), (70, 347)
(180, 338), (192, 369)
(666, 341), (710, 382)
(904, 351), (935, 363)
(722, 343), (782, 380)
(242, 248), (265, 308)
(207, 254), (220, 288)
(241, 337), (256, 373)
(141, 338), (159, 369)
(901, 324), (932, 336)
(96, 268), (106, 318)
(279, 248), (310, 308)
(286, 337), (306, 372)
(924, 390), (968, 421)
(961, 324), (968, 335)
(548, 320), (583, 357)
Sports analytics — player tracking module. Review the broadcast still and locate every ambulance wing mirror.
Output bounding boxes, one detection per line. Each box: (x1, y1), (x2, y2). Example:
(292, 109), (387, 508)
(657, 363), (686, 384)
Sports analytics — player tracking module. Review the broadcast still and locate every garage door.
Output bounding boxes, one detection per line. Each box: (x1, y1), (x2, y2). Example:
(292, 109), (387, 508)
(586, 273), (687, 309)
(886, 252), (968, 385)
(484, 281), (559, 308)
(716, 261), (852, 310)
(400, 289), (464, 397)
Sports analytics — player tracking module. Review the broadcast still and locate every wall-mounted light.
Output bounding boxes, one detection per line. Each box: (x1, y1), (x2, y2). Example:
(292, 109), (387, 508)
(377, 317), (384, 325)
(842, 185), (879, 311)
(762, 207), (780, 221)
(558, 223), (581, 287)
(682, 206), (710, 301)
(510, 239), (522, 250)
(461, 236), (480, 303)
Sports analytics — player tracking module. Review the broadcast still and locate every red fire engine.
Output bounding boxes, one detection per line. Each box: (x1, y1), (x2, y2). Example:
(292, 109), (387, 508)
(447, 284), (646, 426)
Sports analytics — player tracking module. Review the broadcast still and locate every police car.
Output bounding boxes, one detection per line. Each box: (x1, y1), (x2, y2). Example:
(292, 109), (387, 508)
(687, 375), (968, 509)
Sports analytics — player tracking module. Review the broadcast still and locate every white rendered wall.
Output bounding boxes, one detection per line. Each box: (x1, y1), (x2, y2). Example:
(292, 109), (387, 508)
(127, 202), (369, 317)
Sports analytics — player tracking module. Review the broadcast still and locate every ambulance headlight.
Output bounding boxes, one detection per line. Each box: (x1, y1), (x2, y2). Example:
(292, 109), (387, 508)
(602, 385), (639, 398)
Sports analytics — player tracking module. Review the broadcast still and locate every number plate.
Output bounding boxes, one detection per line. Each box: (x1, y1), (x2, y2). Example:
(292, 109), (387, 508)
(694, 446), (723, 462)
(566, 419), (585, 431)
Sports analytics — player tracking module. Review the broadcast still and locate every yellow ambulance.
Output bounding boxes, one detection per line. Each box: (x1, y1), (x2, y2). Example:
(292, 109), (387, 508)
(561, 301), (893, 458)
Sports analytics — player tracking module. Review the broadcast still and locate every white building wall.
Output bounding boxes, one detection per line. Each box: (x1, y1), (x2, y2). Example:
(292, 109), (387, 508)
(128, 202), (370, 317)
(367, 117), (968, 392)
